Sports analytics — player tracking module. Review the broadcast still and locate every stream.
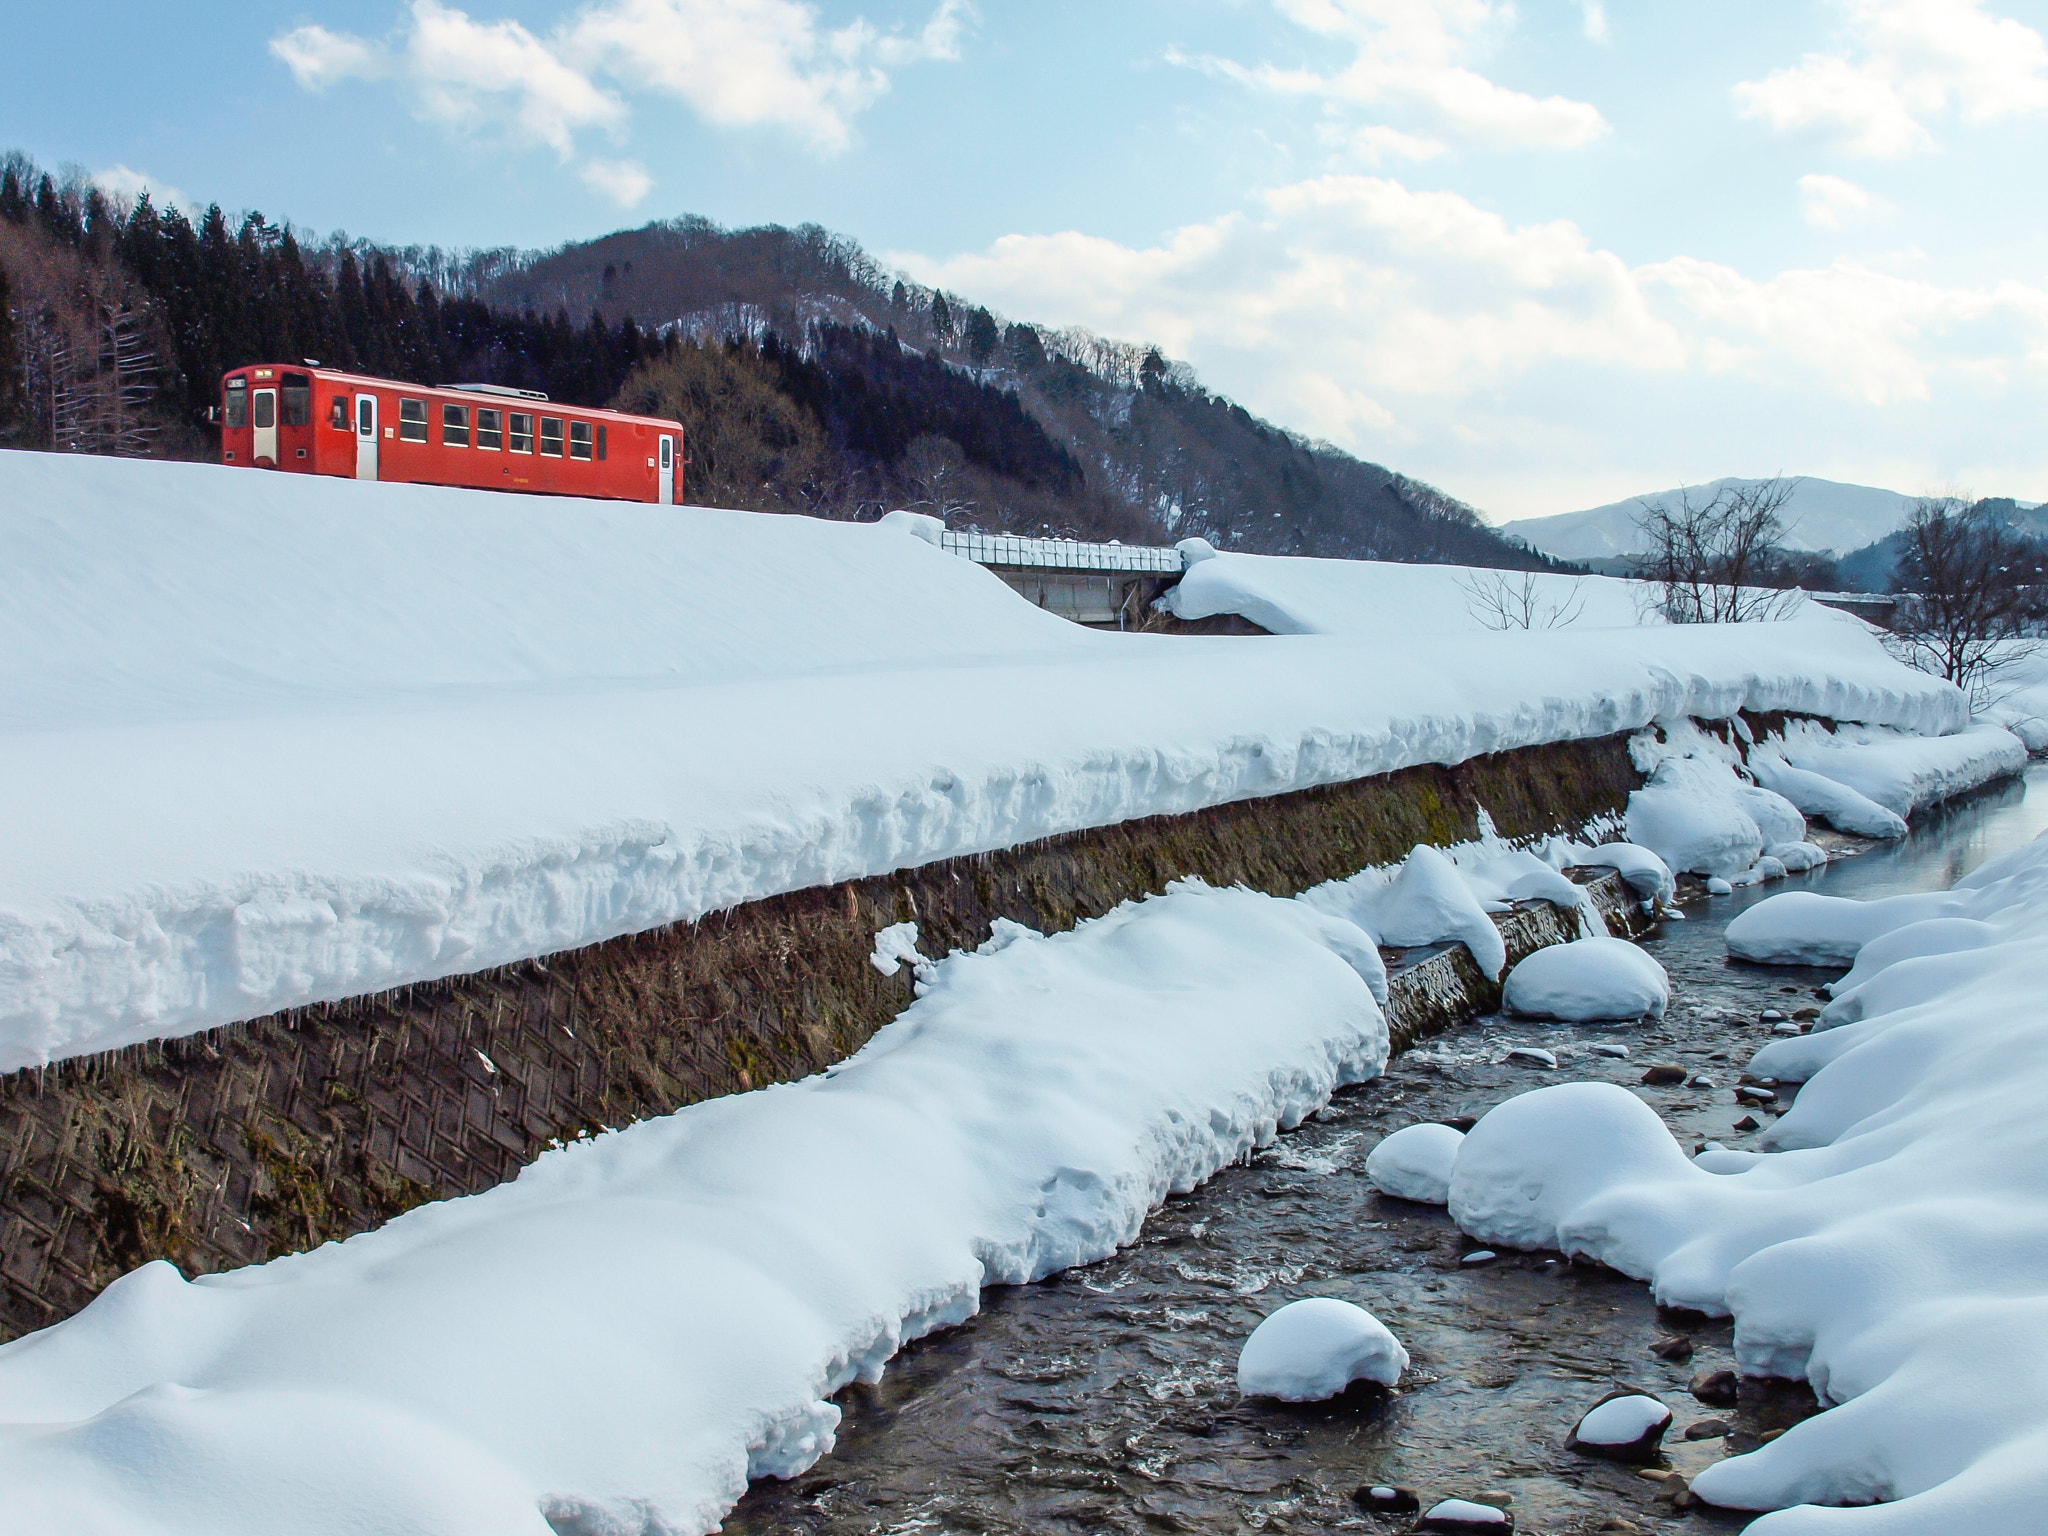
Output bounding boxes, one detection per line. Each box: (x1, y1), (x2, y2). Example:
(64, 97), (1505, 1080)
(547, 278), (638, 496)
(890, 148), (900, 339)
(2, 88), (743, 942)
(726, 765), (2048, 1536)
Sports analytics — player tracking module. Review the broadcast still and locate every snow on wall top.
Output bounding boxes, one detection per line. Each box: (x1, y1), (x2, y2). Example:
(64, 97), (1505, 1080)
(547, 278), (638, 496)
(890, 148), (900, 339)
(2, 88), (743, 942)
(1164, 550), (1661, 637)
(0, 452), (1965, 1070)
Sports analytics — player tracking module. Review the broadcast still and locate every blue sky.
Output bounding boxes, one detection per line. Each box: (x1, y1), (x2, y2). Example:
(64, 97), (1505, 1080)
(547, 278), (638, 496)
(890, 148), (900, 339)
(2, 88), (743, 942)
(7, 0), (2048, 520)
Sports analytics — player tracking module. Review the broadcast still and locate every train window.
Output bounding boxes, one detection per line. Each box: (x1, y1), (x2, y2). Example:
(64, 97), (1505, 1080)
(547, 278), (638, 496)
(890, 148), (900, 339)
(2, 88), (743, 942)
(442, 403), (470, 447)
(569, 421), (592, 460)
(596, 424), (607, 461)
(476, 408), (502, 449)
(329, 395), (347, 429)
(253, 392), (275, 429)
(509, 413), (534, 453)
(398, 398), (428, 441)
(539, 417), (565, 457)
(281, 373), (311, 425)
(224, 379), (248, 429)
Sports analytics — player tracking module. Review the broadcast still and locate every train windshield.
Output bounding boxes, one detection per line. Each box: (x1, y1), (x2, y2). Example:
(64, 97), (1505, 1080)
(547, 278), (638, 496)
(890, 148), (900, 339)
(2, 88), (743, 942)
(224, 378), (248, 429)
(281, 373), (311, 425)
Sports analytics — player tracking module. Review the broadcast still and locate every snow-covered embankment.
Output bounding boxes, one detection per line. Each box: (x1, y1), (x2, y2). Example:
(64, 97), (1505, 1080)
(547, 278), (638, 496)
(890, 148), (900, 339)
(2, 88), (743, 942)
(0, 454), (1971, 1069)
(0, 883), (1388, 1535)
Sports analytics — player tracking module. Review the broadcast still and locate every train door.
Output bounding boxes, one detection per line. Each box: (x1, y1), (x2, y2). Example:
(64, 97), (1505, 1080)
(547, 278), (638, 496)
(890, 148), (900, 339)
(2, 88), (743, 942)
(658, 434), (675, 505)
(355, 394), (379, 480)
(252, 386), (278, 466)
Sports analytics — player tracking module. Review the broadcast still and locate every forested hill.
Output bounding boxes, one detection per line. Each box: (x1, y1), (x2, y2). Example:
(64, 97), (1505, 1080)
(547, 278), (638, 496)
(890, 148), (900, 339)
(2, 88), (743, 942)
(0, 154), (1562, 567)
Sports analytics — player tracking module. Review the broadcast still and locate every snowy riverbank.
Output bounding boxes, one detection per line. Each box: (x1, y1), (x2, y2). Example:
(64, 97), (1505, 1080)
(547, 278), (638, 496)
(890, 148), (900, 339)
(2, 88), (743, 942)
(1442, 828), (2048, 1531)
(0, 454), (1972, 1069)
(0, 882), (1390, 1536)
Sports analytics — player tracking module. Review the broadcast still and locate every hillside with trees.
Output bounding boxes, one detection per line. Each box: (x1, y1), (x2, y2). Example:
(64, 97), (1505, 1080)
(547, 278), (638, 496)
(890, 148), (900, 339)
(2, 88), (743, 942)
(0, 152), (1564, 567)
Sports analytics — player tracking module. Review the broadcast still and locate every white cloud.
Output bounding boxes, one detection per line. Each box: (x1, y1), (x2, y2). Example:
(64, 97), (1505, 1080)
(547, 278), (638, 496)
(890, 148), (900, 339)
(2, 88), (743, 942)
(1798, 171), (1878, 227)
(579, 158), (655, 207)
(896, 174), (2048, 512)
(270, 0), (967, 191)
(1180, 0), (1609, 156)
(1735, 0), (2048, 156)
(92, 165), (196, 215)
(1578, 1), (1608, 44)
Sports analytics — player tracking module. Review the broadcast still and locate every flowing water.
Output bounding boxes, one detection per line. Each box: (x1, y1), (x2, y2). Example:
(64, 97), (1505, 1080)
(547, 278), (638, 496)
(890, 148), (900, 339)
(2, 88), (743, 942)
(727, 766), (2048, 1536)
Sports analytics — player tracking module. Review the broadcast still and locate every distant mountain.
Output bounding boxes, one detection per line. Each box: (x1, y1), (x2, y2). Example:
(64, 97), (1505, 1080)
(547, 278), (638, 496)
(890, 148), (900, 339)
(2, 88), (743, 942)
(1834, 497), (2048, 593)
(1501, 477), (1923, 562)
(448, 217), (1563, 567)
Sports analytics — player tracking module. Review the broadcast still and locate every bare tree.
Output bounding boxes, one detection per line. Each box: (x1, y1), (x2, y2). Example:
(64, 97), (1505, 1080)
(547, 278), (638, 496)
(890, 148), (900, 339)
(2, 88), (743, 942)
(1887, 495), (2045, 709)
(902, 434), (974, 518)
(1632, 477), (1805, 623)
(1457, 569), (1588, 630)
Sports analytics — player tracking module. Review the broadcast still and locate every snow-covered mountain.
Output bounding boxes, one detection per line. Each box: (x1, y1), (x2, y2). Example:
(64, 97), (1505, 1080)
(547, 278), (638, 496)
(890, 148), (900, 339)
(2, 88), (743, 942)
(1501, 477), (1923, 561)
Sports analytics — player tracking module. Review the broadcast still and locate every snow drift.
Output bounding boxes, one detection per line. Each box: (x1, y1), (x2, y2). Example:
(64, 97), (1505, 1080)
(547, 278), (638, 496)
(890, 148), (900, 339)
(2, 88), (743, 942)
(1446, 830), (2048, 1531)
(0, 454), (1967, 1069)
(0, 881), (1390, 1536)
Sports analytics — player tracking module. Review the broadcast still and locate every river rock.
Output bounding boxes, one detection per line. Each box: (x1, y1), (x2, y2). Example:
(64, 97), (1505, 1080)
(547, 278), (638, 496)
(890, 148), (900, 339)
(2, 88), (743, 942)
(1684, 1417), (1730, 1440)
(1733, 1114), (1761, 1132)
(1352, 1484), (1421, 1514)
(1505, 1046), (1558, 1068)
(1640, 1064), (1687, 1085)
(1690, 1368), (1739, 1406)
(1367, 1122), (1466, 1204)
(1459, 1249), (1498, 1267)
(1236, 1297), (1408, 1402)
(1761, 1008), (1786, 1022)
(1416, 1498), (1515, 1532)
(1650, 1334), (1693, 1360)
(1736, 1084), (1777, 1104)
(1567, 1390), (1673, 1462)
(1589, 1042), (1631, 1059)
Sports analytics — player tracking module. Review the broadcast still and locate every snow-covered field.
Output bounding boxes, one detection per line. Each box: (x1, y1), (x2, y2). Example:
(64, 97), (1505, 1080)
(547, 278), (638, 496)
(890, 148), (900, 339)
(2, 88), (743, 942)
(0, 453), (1973, 1070)
(1439, 831), (2048, 1531)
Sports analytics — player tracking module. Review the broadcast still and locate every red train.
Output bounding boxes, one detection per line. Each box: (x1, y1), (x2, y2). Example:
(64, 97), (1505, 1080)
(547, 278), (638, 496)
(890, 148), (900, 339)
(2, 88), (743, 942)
(219, 364), (684, 504)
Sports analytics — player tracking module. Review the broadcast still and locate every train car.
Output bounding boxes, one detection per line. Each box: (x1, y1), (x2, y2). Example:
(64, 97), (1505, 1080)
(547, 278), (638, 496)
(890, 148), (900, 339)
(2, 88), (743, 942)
(218, 363), (684, 504)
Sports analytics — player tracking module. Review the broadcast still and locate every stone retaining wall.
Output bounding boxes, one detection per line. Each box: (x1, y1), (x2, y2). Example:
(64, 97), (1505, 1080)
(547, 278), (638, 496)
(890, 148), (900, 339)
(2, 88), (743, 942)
(0, 733), (1642, 1341)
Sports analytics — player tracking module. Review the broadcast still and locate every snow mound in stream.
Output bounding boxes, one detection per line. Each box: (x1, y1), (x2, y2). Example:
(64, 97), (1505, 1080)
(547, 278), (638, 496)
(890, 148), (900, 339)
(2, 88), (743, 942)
(1444, 830), (2048, 1532)
(1366, 1122), (1465, 1203)
(1501, 937), (1669, 1021)
(1236, 1298), (1408, 1401)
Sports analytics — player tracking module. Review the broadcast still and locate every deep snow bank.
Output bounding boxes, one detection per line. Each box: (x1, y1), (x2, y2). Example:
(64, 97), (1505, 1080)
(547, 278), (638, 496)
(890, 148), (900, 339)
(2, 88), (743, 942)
(1447, 832), (2048, 1531)
(1164, 545), (1654, 637)
(0, 881), (1389, 1536)
(0, 454), (1964, 1068)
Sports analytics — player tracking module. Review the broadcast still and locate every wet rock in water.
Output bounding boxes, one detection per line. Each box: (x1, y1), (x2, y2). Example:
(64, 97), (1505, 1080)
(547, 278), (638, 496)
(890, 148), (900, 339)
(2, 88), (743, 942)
(1445, 1115), (1479, 1132)
(1690, 1368), (1740, 1406)
(1505, 1046), (1558, 1069)
(1793, 1006), (1821, 1021)
(1353, 1484), (1421, 1514)
(1706, 876), (1734, 896)
(1773, 1020), (1805, 1035)
(1736, 1084), (1778, 1104)
(1567, 1390), (1674, 1462)
(1236, 1297), (1408, 1402)
(1690, 1073), (1720, 1088)
(1459, 1249), (1499, 1267)
(1596, 1521), (1648, 1534)
(1761, 1008), (1786, 1022)
(1650, 1334), (1694, 1360)
(1589, 1042), (1631, 1059)
(1684, 1417), (1731, 1440)
(1367, 1122), (1466, 1204)
(1415, 1497), (1514, 1532)
(1733, 1114), (1762, 1132)
(1641, 1064), (1687, 1085)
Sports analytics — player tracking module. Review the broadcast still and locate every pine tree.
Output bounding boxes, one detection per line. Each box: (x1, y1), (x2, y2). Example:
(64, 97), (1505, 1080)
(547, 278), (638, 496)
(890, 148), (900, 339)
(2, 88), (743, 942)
(964, 306), (998, 367)
(929, 291), (952, 340)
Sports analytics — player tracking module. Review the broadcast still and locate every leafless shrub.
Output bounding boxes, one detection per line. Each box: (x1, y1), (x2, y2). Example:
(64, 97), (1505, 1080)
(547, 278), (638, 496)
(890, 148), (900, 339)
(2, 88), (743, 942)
(1458, 570), (1588, 630)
